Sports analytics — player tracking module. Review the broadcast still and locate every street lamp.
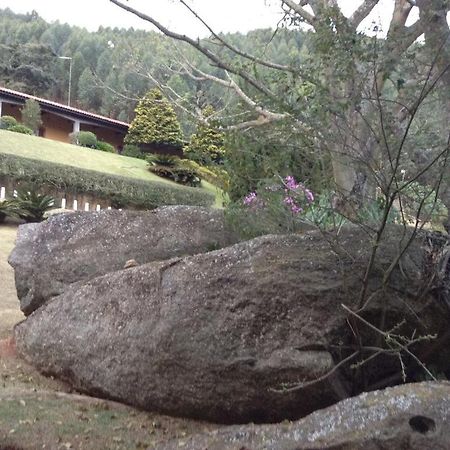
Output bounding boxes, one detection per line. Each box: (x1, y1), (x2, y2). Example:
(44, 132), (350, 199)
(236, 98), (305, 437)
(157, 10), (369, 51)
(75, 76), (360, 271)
(58, 56), (73, 107)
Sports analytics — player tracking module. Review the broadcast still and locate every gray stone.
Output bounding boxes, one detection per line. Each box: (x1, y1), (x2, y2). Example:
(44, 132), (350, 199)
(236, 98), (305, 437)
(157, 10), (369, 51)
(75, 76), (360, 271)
(14, 227), (449, 423)
(8, 206), (237, 315)
(158, 382), (450, 449)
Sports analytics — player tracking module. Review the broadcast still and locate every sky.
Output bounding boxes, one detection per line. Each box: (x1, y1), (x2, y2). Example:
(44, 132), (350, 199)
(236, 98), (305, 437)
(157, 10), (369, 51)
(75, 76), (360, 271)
(0, 0), (422, 37)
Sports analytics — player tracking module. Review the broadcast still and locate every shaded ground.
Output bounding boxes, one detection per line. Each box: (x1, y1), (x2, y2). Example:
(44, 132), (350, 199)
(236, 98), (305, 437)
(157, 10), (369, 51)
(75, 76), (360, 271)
(0, 223), (221, 449)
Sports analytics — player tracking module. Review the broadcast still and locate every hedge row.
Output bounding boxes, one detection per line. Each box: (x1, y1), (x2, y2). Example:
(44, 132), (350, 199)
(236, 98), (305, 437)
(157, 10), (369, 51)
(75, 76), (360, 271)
(0, 153), (215, 209)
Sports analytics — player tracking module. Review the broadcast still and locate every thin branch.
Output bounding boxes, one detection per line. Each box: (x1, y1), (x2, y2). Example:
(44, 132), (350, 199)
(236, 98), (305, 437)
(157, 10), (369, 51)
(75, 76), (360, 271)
(281, 0), (316, 26)
(270, 351), (359, 393)
(109, 0), (281, 104)
(350, 0), (381, 29)
(177, 0), (295, 73)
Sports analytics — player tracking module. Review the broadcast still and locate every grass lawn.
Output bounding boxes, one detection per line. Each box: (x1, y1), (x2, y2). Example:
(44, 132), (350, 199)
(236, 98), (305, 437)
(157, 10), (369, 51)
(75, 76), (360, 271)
(0, 223), (23, 339)
(0, 130), (223, 206)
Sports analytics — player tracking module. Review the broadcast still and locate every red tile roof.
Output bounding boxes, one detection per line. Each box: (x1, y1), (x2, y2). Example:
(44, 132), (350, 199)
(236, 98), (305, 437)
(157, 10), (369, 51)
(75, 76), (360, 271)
(0, 86), (130, 129)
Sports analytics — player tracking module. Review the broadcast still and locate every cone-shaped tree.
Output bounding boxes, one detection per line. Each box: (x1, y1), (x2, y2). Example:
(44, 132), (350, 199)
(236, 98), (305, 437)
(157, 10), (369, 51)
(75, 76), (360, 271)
(125, 88), (183, 148)
(185, 105), (225, 165)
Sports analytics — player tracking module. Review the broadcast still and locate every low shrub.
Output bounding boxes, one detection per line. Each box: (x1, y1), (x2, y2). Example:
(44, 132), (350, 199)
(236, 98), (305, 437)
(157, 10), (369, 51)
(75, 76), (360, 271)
(96, 140), (116, 153)
(179, 160), (229, 190)
(0, 153), (215, 209)
(0, 115), (18, 130)
(0, 199), (19, 223)
(70, 131), (98, 148)
(14, 189), (55, 223)
(122, 144), (146, 160)
(149, 165), (201, 187)
(8, 124), (34, 135)
(122, 144), (147, 159)
(146, 153), (179, 167)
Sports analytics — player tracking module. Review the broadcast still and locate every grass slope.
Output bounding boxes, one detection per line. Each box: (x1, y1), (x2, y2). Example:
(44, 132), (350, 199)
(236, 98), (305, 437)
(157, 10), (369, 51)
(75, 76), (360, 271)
(0, 130), (221, 206)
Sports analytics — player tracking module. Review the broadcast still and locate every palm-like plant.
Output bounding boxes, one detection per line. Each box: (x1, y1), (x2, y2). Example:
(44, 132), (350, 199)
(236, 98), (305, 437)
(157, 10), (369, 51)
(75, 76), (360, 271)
(0, 199), (20, 223)
(14, 190), (55, 223)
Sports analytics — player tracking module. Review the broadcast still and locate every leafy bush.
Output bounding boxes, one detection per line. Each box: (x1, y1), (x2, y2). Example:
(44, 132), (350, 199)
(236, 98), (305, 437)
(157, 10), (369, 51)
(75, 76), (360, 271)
(185, 106), (225, 165)
(8, 124), (34, 135)
(0, 199), (20, 223)
(0, 115), (18, 130)
(179, 159), (229, 190)
(70, 131), (98, 148)
(146, 153), (179, 167)
(149, 165), (201, 187)
(122, 144), (146, 160)
(0, 153), (215, 209)
(14, 189), (55, 223)
(96, 140), (116, 153)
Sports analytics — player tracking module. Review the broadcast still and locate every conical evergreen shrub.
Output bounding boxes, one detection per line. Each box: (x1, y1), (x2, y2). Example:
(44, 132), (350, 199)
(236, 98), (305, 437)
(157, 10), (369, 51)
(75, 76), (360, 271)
(125, 88), (183, 148)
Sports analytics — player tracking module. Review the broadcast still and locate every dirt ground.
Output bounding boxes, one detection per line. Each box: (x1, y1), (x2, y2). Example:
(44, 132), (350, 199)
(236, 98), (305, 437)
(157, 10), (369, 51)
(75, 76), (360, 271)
(0, 223), (221, 449)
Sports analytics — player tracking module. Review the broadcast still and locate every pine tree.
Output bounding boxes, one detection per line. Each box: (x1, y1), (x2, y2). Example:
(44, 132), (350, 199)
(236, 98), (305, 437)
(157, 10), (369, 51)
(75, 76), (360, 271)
(185, 105), (225, 165)
(21, 98), (42, 134)
(125, 88), (183, 148)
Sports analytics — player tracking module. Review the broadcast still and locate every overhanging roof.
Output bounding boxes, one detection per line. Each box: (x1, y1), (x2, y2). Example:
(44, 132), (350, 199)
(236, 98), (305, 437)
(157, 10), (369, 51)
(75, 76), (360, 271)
(0, 86), (129, 131)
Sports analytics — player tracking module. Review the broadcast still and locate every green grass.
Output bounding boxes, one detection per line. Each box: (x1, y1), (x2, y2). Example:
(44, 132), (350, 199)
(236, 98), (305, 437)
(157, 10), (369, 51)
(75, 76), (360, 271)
(0, 129), (222, 207)
(0, 129), (174, 184)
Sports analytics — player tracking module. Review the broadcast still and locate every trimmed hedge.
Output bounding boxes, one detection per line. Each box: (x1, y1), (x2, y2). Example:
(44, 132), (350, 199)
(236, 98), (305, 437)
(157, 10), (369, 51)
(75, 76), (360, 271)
(0, 153), (215, 209)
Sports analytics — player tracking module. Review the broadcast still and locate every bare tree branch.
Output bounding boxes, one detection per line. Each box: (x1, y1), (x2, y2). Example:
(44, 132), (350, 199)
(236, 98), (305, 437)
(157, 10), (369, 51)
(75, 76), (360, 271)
(281, 0), (316, 25)
(109, 0), (281, 104)
(176, 0), (295, 73)
(350, 0), (381, 28)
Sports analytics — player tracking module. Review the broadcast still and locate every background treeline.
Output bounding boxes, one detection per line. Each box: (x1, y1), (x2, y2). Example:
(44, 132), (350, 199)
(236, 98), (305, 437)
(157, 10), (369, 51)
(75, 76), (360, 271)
(0, 8), (306, 131)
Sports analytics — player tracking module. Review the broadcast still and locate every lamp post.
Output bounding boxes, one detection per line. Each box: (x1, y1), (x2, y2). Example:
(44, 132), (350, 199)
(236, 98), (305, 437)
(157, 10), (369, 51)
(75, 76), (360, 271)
(58, 56), (73, 107)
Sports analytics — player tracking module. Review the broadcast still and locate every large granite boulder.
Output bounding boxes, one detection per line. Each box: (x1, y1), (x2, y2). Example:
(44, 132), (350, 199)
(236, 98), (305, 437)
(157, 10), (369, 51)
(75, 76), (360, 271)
(8, 206), (237, 315)
(159, 382), (450, 449)
(14, 227), (449, 423)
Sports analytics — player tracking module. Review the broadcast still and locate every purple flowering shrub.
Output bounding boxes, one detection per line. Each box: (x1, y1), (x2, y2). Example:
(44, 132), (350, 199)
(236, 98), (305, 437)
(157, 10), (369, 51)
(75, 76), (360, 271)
(243, 176), (314, 215)
(225, 176), (317, 238)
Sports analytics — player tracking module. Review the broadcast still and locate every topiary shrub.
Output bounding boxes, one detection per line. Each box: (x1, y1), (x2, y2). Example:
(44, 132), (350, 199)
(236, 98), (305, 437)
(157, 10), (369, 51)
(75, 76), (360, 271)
(122, 144), (146, 159)
(0, 115), (18, 130)
(96, 140), (116, 153)
(185, 106), (225, 165)
(8, 124), (34, 135)
(70, 131), (98, 149)
(124, 88), (183, 149)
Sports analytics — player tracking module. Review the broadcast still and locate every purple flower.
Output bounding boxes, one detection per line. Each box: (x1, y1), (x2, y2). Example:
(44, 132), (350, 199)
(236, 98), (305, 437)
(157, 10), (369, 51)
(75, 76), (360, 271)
(284, 196), (295, 206)
(243, 192), (257, 205)
(291, 204), (303, 214)
(284, 175), (299, 190)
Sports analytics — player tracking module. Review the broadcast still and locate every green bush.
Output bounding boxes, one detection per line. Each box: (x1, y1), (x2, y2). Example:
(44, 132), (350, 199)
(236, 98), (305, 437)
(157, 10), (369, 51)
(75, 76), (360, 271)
(122, 144), (146, 159)
(179, 160), (229, 190)
(8, 124), (34, 135)
(146, 153), (179, 167)
(0, 115), (18, 130)
(0, 199), (20, 223)
(70, 131), (98, 148)
(96, 140), (116, 153)
(125, 88), (183, 148)
(14, 189), (55, 223)
(149, 164), (201, 187)
(0, 153), (215, 209)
